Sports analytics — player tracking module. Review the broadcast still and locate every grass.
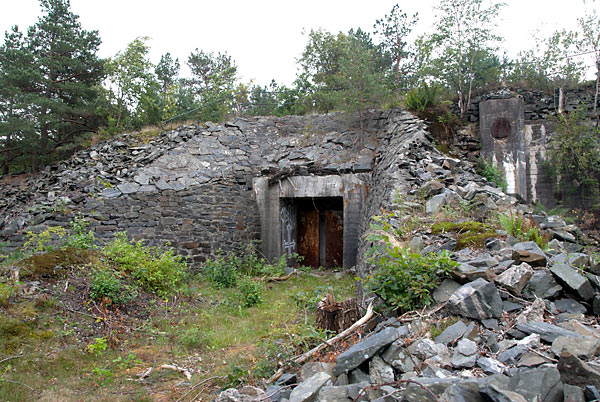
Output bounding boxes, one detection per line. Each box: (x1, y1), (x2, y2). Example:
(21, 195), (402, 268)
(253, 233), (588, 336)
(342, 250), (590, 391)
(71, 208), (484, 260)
(0, 264), (356, 401)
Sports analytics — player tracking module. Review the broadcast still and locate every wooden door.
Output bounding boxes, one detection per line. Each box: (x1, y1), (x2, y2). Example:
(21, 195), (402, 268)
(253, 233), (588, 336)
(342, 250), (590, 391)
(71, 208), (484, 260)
(325, 210), (343, 268)
(298, 210), (319, 268)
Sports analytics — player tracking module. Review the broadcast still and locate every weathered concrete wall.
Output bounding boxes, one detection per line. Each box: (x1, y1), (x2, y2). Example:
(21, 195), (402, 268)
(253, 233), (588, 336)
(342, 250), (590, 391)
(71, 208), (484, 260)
(253, 174), (369, 269)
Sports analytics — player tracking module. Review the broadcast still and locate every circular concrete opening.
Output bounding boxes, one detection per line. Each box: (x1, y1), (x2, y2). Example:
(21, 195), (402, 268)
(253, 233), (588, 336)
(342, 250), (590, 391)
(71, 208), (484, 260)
(491, 118), (512, 139)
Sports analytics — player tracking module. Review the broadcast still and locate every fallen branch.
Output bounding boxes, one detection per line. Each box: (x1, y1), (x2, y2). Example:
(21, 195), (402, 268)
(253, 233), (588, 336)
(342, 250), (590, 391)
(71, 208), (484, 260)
(266, 301), (374, 384)
(160, 364), (192, 380)
(0, 354), (23, 365)
(265, 271), (298, 282)
(1, 378), (34, 392)
(175, 375), (226, 402)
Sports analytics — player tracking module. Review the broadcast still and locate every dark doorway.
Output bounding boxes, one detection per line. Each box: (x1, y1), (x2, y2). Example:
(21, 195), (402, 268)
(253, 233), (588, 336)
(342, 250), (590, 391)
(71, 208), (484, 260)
(286, 197), (344, 269)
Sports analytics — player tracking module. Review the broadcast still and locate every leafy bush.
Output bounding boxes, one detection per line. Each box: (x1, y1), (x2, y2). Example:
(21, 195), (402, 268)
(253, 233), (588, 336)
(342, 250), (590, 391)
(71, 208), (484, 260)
(549, 104), (600, 204)
(498, 211), (547, 248)
(179, 327), (215, 349)
(404, 82), (440, 112)
(237, 276), (264, 308)
(102, 232), (186, 297)
(365, 243), (457, 312)
(89, 266), (137, 305)
(203, 250), (240, 289)
(24, 226), (66, 253)
(65, 216), (95, 250)
(475, 157), (507, 192)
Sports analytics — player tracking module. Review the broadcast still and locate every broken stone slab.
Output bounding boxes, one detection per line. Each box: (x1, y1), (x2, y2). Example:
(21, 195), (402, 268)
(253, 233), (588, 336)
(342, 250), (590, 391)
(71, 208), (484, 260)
(516, 322), (585, 343)
(447, 278), (503, 320)
(381, 342), (416, 373)
(551, 336), (600, 359)
(558, 352), (600, 388)
(523, 270), (563, 300)
(550, 263), (595, 301)
(452, 263), (494, 283)
(216, 386), (265, 402)
(562, 385), (585, 402)
(333, 327), (400, 376)
(435, 320), (468, 345)
(316, 382), (370, 402)
(426, 193), (447, 214)
(433, 279), (462, 303)
(300, 362), (334, 382)
(512, 241), (547, 267)
(554, 298), (587, 314)
(551, 252), (590, 268)
(451, 338), (478, 368)
(407, 338), (449, 361)
(477, 357), (508, 375)
(368, 356), (394, 385)
(494, 262), (533, 295)
(289, 371), (333, 402)
(481, 367), (563, 402)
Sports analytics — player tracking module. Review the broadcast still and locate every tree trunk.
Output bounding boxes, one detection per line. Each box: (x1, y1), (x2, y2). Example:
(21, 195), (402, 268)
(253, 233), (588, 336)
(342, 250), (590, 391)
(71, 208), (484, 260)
(558, 86), (565, 115)
(315, 293), (360, 334)
(594, 55), (599, 116)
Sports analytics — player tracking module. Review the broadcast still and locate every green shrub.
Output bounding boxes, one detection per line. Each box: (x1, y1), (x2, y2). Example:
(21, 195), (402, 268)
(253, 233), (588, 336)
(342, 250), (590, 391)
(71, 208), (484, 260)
(498, 211), (546, 248)
(102, 232), (186, 297)
(203, 250), (240, 289)
(365, 243), (457, 312)
(179, 327), (214, 349)
(23, 226), (66, 253)
(89, 266), (137, 304)
(404, 82), (440, 112)
(237, 276), (264, 308)
(475, 157), (507, 192)
(65, 216), (95, 250)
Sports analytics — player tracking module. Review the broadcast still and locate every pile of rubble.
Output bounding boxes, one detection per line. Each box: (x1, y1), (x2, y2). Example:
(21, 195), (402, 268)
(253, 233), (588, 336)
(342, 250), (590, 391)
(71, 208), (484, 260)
(217, 215), (600, 401)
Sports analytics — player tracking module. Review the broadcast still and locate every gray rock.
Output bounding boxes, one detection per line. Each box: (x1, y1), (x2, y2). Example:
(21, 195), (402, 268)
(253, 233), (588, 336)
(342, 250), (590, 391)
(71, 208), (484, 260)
(315, 385), (354, 402)
(584, 385), (600, 401)
(439, 383), (484, 402)
(523, 270), (563, 300)
(452, 263), (493, 282)
(554, 299), (587, 314)
(494, 262), (534, 295)
(497, 345), (526, 365)
(451, 339), (478, 368)
(516, 321), (585, 343)
(512, 241), (547, 267)
(563, 384), (584, 402)
(99, 188), (122, 198)
(334, 327), (400, 376)
(117, 181), (139, 194)
(407, 338), (448, 360)
(369, 356), (394, 385)
(551, 336), (600, 359)
(558, 352), (600, 387)
(550, 263), (595, 301)
(433, 279), (462, 304)
(289, 372), (332, 402)
(435, 320), (468, 345)
(348, 368), (371, 385)
(426, 193), (447, 214)
(477, 357), (508, 375)
(301, 362), (334, 381)
(551, 252), (589, 268)
(447, 278), (503, 320)
(541, 216), (567, 229)
(382, 344), (416, 373)
(481, 367), (563, 402)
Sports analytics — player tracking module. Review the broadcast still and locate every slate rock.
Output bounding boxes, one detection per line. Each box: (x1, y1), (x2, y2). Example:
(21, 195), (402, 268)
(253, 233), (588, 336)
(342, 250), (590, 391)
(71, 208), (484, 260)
(584, 385), (600, 402)
(369, 356), (394, 385)
(481, 367), (563, 402)
(558, 352), (600, 387)
(555, 299), (587, 314)
(551, 336), (600, 359)
(301, 362), (334, 381)
(447, 278), (503, 320)
(289, 371), (333, 402)
(452, 263), (493, 282)
(594, 296), (600, 315)
(477, 357), (508, 375)
(550, 263), (595, 301)
(451, 339), (478, 368)
(494, 262), (534, 295)
(315, 385), (354, 402)
(439, 383), (484, 402)
(512, 241), (547, 267)
(523, 270), (563, 300)
(517, 321), (584, 343)
(551, 252), (589, 268)
(348, 368), (371, 385)
(433, 279), (462, 304)
(435, 320), (468, 345)
(381, 342), (416, 373)
(334, 327), (400, 376)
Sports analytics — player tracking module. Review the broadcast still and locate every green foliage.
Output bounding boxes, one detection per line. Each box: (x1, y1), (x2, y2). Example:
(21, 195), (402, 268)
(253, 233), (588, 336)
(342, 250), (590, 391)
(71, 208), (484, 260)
(91, 367), (113, 386)
(0, 277), (17, 307)
(237, 277), (264, 308)
(112, 353), (141, 370)
(290, 285), (335, 312)
(65, 216), (95, 250)
(101, 232), (186, 297)
(23, 226), (66, 253)
(403, 82), (440, 112)
(179, 327), (215, 350)
(89, 266), (136, 305)
(203, 250), (240, 289)
(365, 240), (457, 312)
(475, 157), (507, 192)
(87, 337), (108, 356)
(498, 211), (546, 248)
(432, 221), (499, 250)
(548, 105), (600, 204)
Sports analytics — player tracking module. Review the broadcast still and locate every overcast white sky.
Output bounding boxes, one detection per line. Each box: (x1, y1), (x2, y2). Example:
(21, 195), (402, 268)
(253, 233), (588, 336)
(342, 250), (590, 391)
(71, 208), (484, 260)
(0, 0), (598, 86)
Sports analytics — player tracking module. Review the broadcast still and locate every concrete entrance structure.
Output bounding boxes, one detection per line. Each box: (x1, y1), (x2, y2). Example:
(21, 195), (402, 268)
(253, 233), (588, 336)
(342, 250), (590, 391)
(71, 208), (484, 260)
(253, 174), (369, 269)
